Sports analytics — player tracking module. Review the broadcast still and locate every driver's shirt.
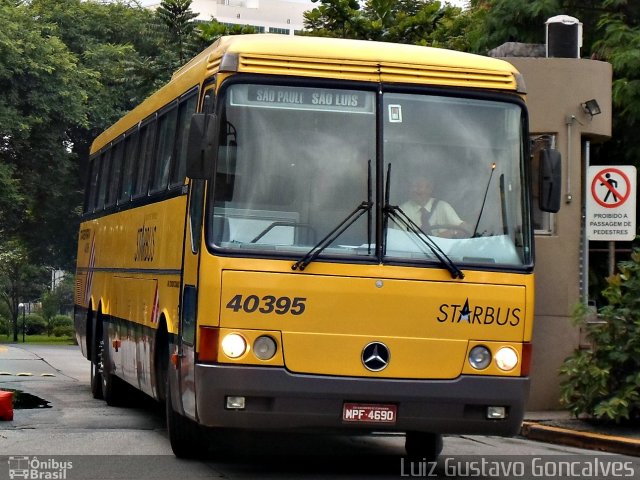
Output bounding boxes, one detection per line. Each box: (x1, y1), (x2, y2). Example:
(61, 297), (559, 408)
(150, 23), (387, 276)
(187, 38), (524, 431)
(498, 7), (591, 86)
(398, 198), (463, 230)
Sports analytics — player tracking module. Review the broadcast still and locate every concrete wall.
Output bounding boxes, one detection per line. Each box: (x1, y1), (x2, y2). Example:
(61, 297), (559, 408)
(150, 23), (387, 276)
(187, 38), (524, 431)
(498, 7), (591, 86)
(504, 58), (612, 409)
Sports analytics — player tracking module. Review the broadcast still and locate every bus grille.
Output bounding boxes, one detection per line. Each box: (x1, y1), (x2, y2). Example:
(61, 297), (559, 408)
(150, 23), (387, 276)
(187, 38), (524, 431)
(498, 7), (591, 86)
(206, 54), (221, 76)
(237, 54), (516, 90)
(238, 54), (379, 82)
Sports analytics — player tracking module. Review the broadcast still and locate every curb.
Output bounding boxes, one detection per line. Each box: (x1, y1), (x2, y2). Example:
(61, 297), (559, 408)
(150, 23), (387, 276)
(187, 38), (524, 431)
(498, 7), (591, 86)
(521, 421), (640, 457)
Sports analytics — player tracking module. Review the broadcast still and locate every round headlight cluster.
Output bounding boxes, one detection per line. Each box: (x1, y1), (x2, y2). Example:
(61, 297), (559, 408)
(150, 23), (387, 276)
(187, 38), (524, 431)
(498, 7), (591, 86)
(495, 347), (518, 371)
(468, 345), (491, 370)
(253, 336), (277, 360)
(221, 333), (247, 358)
(468, 345), (519, 371)
(221, 333), (277, 361)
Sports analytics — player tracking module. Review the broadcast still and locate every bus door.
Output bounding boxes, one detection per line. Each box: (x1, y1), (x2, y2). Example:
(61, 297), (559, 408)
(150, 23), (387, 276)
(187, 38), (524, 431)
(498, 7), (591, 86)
(177, 86), (215, 419)
(177, 177), (205, 418)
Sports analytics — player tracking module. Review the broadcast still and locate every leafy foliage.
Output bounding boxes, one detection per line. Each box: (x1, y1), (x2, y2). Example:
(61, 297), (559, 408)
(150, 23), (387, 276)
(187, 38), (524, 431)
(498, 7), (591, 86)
(23, 314), (47, 336)
(50, 314), (73, 338)
(156, 0), (198, 64)
(304, 0), (361, 38)
(0, 239), (48, 342)
(189, 19), (258, 57)
(304, 0), (467, 47)
(560, 250), (640, 422)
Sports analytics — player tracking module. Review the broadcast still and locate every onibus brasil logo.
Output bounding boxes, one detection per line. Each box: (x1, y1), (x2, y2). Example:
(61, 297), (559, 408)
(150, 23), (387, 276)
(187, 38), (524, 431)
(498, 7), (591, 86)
(8, 456), (72, 480)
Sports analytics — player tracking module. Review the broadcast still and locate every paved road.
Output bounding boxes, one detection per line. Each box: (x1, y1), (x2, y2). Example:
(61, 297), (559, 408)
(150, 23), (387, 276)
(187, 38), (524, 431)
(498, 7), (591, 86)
(1, 344), (639, 479)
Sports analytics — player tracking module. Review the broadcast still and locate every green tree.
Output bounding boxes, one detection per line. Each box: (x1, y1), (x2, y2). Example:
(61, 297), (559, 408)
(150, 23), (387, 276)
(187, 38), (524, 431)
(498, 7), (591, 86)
(0, 0), (91, 269)
(3, 0), (162, 271)
(560, 250), (640, 422)
(304, 0), (465, 46)
(190, 19), (258, 57)
(592, 1), (640, 164)
(304, 0), (362, 38)
(41, 275), (74, 334)
(156, 0), (199, 64)
(0, 163), (23, 241)
(0, 239), (47, 342)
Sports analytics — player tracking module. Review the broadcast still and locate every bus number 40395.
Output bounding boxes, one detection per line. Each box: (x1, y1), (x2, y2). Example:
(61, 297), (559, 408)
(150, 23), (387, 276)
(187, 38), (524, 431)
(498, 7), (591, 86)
(226, 294), (307, 315)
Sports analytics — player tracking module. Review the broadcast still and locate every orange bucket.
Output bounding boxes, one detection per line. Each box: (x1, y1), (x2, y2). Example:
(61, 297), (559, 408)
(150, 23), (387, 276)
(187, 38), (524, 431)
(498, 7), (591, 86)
(0, 390), (14, 421)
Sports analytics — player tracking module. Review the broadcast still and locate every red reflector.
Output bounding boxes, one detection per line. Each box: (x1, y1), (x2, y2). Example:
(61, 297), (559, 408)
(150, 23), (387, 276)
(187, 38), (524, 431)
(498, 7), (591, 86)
(198, 327), (219, 362)
(521, 343), (532, 376)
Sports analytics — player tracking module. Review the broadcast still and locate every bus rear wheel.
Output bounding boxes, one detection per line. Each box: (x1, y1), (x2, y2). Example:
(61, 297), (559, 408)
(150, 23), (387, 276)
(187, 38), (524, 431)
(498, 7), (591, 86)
(405, 431), (443, 462)
(165, 375), (207, 458)
(101, 326), (127, 406)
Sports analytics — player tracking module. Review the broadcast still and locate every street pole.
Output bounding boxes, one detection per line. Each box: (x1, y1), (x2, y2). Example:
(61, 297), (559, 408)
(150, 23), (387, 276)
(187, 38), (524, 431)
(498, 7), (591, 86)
(18, 303), (25, 343)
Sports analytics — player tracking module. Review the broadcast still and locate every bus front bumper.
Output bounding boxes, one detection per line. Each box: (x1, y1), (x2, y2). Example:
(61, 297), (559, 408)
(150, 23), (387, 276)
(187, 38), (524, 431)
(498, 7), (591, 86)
(195, 364), (528, 435)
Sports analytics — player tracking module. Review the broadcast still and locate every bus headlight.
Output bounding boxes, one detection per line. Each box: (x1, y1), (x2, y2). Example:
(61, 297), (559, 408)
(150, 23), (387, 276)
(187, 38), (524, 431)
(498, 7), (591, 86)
(495, 347), (518, 371)
(253, 336), (277, 360)
(468, 345), (491, 370)
(221, 333), (247, 358)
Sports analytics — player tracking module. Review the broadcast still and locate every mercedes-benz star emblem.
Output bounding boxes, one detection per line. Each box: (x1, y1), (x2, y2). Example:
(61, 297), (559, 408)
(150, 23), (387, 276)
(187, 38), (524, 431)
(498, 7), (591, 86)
(362, 342), (390, 372)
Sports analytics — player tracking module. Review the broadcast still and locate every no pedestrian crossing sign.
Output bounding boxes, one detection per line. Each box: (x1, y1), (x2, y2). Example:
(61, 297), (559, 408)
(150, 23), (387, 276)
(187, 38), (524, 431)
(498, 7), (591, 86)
(586, 165), (637, 241)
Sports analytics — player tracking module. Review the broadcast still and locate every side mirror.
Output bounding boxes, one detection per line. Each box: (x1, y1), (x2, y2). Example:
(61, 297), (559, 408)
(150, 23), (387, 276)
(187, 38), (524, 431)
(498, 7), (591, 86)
(186, 113), (217, 179)
(539, 148), (561, 213)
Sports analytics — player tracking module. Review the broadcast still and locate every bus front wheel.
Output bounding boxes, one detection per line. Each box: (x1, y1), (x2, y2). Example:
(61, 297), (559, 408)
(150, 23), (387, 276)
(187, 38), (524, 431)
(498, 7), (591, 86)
(166, 375), (207, 458)
(405, 431), (443, 462)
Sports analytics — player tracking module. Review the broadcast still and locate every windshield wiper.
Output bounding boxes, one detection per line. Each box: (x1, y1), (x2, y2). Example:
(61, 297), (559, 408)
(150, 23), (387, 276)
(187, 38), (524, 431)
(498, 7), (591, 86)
(382, 164), (464, 280)
(292, 160), (373, 271)
(471, 162), (496, 237)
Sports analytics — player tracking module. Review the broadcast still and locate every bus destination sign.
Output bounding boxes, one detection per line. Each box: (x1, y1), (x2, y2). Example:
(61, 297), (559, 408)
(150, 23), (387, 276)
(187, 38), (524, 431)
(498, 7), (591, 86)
(231, 85), (374, 113)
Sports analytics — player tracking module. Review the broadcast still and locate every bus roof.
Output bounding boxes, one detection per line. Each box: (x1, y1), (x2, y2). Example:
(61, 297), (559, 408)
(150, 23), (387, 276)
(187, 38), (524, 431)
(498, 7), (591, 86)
(91, 34), (521, 154)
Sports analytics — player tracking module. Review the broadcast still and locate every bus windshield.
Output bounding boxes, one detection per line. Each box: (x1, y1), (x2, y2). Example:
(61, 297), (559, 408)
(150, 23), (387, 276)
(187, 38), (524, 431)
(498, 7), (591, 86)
(209, 82), (530, 268)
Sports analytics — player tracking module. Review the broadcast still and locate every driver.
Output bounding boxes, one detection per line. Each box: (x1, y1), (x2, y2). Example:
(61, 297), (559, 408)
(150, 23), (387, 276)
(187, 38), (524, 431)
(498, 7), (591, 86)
(399, 176), (469, 237)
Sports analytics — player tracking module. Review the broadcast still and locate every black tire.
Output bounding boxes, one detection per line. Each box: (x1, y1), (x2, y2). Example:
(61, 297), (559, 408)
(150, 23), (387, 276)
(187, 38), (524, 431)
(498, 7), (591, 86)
(154, 325), (169, 403)
(101, 324), (127, 406)
(405, 431), (443, 462)
(166, 374), (207, 458)
(90, 317), (103, 400)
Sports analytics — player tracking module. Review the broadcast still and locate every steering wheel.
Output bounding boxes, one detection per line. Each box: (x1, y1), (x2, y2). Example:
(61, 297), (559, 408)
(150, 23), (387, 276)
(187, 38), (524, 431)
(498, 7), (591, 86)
(426, 224), (472, 239)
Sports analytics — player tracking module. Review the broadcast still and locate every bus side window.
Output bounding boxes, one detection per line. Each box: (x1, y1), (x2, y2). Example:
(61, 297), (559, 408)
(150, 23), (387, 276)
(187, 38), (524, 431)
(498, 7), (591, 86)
(119, 131), (139, 204)
(106, 140), (125, 208)
(96, 149), (112, 211)
(151, 105), (178, 193)
(171, 94), (198, 188)
(84, 156), (100, 213)
(134, 118), (157, 198)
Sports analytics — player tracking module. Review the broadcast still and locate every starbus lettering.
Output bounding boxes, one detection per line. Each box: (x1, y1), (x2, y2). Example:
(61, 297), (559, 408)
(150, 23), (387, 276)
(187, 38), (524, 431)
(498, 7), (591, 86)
(134, 223), (156, 262)
(437, 298), (521, 326)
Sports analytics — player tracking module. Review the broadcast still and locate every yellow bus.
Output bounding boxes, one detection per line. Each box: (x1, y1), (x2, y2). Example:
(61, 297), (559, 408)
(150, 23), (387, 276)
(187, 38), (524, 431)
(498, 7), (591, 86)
(74, 34), (561, 459)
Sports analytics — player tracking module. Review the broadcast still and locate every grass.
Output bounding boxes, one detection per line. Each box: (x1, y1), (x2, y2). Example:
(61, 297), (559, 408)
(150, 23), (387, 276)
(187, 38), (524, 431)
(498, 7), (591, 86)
(0, 334), (76, 345)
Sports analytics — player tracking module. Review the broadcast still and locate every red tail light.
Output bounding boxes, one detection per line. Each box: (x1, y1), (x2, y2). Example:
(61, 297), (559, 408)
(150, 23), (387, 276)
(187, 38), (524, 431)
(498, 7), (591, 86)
(198, 326), (220, 362)
(521, 343), (532, 376)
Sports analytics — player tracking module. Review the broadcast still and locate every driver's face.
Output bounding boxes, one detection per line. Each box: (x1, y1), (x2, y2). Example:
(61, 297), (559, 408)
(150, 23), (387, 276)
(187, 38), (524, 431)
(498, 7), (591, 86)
(409, 178), (433, 205)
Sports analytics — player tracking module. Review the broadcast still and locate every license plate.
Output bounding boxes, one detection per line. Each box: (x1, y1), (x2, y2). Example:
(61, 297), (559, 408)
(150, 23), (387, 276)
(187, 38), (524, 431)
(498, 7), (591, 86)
(342, 403), (397, 424)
